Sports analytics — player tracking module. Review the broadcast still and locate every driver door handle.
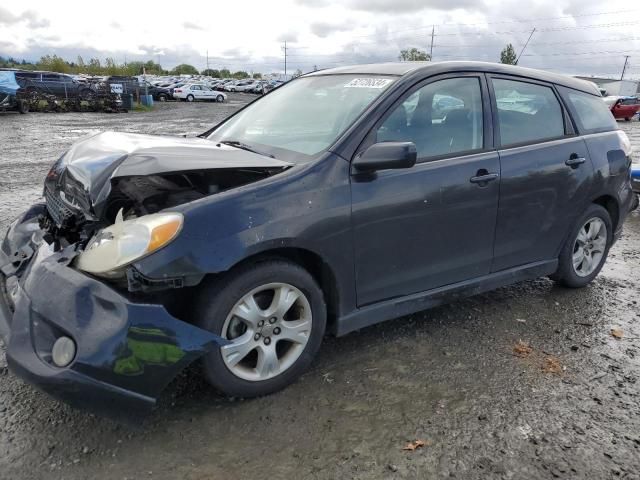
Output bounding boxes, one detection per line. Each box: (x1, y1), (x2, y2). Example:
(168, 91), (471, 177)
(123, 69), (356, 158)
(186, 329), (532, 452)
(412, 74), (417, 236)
(470, 172), (500, 184)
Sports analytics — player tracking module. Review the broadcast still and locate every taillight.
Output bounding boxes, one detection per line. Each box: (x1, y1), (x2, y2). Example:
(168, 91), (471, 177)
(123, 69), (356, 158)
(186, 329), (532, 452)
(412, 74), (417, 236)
(175, 89), (182, 93)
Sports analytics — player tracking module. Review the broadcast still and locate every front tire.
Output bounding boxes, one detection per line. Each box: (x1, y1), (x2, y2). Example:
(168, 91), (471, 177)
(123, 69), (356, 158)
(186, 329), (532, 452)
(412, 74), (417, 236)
(196, 260), (326, 397)
(551, 204), (612, 288)
(216, 94), (224, 103)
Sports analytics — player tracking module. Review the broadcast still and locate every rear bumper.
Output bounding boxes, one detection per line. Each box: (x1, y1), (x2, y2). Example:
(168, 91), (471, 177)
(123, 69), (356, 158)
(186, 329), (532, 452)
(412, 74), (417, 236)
(1, 209), (226, 420)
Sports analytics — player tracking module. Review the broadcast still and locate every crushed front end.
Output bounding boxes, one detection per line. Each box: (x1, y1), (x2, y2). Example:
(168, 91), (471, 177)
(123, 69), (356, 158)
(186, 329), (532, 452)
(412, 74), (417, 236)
(0, 187), (227, 420)
(0, 132), (292, 418)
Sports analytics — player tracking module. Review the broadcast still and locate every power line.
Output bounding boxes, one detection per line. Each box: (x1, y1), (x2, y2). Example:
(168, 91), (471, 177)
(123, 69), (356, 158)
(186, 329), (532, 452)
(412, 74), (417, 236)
(521, 49), (640, 56)
(345, 9), (640, 40)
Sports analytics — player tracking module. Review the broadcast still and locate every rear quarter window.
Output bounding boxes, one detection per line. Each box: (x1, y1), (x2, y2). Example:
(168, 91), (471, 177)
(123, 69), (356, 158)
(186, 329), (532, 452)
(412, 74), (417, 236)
(558, 87), (617, 134)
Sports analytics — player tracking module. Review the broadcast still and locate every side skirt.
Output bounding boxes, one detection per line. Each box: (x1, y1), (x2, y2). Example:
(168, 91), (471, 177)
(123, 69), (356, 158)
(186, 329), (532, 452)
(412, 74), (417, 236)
(335, 259), (558, 336)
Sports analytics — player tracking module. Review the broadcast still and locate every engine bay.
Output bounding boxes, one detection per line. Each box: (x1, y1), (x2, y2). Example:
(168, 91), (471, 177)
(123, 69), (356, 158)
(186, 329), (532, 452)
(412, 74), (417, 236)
(41, 167), (287, 249)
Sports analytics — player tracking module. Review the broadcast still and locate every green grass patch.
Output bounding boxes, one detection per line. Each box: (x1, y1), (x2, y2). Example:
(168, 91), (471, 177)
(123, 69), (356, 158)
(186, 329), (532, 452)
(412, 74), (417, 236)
(132, 104), (154, 112)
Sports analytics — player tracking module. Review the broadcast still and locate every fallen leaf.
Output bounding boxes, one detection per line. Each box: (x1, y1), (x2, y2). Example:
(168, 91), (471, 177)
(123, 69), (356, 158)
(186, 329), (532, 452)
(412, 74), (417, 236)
(513, 340), (533, 357)
(611, 328), (624, 340)
(542, 356), (563, 375)
(402, 439), (431, 451)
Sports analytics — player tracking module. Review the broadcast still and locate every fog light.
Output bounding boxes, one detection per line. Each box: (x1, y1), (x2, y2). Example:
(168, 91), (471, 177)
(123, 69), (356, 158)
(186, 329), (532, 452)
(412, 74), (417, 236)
(51, 336), (76, 367)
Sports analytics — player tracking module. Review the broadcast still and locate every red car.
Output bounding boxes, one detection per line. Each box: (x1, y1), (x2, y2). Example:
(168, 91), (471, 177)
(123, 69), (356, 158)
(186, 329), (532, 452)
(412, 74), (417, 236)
(604, 96), (640, 121)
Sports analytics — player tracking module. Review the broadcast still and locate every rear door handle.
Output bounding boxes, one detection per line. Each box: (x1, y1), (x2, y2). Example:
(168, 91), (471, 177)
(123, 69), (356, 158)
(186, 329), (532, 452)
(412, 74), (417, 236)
(566, 155), (586, 168)
(470, 173), (499, 184)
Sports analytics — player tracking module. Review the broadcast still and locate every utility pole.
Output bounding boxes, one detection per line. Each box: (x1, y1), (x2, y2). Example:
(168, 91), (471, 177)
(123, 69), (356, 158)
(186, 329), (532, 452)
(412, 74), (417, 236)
(429, 25), (434, 61)
(283, 41), (288, 79)
(206, 50), (209, 74)
(621, 55), (630, 80)
(516, 27), (536, 65)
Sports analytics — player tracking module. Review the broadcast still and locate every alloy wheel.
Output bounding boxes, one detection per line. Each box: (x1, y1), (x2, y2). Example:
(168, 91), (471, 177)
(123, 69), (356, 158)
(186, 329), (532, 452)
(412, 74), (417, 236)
(572, 217), (607, 277)
(220, 283), (312, 381)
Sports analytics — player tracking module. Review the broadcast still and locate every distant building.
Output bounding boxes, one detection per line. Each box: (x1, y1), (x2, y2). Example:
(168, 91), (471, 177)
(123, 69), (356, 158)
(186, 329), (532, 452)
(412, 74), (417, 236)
(575, 76), (639, 97)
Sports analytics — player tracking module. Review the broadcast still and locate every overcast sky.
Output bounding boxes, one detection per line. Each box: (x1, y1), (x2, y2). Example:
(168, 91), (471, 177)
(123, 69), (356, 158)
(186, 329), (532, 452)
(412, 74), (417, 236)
(1, 0), (640, 79)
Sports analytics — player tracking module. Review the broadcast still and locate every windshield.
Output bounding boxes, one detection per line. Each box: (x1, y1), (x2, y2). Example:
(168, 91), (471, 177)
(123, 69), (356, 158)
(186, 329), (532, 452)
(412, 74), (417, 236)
(207, 74), (396, 160)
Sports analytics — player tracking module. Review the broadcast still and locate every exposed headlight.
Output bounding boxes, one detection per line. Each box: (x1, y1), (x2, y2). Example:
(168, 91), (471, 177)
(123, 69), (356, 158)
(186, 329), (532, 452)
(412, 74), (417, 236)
(76, 212), (183, 277)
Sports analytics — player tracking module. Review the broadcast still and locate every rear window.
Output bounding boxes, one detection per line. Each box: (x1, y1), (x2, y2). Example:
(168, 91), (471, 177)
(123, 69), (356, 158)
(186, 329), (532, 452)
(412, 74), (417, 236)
(559, 87), (617, 134)
(492, 78), (565, 147)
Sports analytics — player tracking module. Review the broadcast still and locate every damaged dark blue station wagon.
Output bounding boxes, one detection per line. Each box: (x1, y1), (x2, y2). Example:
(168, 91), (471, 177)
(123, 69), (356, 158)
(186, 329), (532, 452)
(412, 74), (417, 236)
(0, 62), (634, 417)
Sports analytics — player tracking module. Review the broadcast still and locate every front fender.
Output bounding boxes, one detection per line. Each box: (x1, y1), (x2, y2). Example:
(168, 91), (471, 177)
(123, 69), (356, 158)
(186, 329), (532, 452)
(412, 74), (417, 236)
(132, 152), (356, 316)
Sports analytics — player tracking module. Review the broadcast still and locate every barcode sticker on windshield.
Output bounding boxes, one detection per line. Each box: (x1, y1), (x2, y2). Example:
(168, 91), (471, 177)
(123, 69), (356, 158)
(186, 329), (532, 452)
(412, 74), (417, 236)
(344, 78), (392, 89)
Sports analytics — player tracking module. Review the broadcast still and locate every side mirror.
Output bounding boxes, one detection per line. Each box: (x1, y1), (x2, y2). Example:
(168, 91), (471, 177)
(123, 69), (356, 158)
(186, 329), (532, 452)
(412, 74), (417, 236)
(352, 142), (417, 172)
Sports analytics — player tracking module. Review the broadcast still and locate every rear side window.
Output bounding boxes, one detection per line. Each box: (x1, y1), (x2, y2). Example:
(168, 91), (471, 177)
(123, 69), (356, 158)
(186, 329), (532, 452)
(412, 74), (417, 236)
(559, 87), (618, 134)
(492, 78), (565, 147)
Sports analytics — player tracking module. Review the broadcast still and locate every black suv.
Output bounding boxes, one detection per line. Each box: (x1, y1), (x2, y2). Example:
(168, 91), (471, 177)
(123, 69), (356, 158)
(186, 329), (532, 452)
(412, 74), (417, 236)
(14, 71), (94, 99)
(0, 62), (634, 418)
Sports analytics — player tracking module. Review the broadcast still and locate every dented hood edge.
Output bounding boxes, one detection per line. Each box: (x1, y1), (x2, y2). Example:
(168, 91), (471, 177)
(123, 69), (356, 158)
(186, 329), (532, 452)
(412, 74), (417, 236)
(49, 131), (293, 216)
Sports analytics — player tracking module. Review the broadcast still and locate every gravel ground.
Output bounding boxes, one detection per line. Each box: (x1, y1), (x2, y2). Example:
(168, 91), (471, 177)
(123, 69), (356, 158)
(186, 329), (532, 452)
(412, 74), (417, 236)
(0, 100), (639, 480)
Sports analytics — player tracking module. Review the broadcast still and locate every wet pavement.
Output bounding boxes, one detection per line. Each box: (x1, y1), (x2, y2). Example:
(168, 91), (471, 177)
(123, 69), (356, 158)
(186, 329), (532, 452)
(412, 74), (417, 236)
(0, 103), (639, 480)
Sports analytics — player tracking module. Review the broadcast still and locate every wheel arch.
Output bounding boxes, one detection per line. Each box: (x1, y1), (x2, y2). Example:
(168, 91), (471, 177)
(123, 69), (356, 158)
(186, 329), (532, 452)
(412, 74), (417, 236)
(592, 194), (620, 233)
(204, 247), (341, 335)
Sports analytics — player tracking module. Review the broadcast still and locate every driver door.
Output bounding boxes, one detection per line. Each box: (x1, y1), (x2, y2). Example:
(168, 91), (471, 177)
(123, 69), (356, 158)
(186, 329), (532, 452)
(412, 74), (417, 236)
(351, 74), (501, 306)
(201, 86), (214, 99)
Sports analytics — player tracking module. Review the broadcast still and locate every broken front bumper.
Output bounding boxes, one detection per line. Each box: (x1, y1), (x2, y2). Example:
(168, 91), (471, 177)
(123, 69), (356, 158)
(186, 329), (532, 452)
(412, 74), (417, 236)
(0, 206), (226, 419)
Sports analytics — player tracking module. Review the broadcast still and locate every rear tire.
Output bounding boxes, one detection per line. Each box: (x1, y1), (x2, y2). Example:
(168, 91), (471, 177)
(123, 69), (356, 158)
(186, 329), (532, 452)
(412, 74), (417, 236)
(216, 94), (224, 103)
(186, 94), (195, 102)
(196, 260), (326, 398)
(551, 204), (612, 288)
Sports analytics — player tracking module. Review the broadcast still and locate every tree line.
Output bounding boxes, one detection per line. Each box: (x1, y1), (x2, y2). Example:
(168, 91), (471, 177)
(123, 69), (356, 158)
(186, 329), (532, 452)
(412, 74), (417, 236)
(1, 45), (520, 79)
(399, 45), (519, 65)
(0, 55), (262, 78)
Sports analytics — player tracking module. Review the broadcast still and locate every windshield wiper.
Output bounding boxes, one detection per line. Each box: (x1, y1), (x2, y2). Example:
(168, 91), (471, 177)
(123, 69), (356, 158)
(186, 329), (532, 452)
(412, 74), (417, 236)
(219, 140), (275, 159)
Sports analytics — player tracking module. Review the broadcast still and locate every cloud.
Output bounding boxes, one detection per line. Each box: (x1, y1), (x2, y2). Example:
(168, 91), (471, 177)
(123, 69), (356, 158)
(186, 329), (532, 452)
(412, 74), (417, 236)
(182, 21), (205, 31)
(0, 7), (18, 24)
(0, 40), (17, 51)
(297, 0), (481, 12)
(0, 7), (49, 28)
(295, 0), (331, 6)
(277, 31), (298, 42)
(19, 10), (50, 28)
(310, 21), (354, 38)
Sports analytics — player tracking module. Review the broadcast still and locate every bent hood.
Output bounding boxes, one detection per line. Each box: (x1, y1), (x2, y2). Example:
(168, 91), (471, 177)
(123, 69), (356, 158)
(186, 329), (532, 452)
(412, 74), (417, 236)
(45, 131), (292, 218)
